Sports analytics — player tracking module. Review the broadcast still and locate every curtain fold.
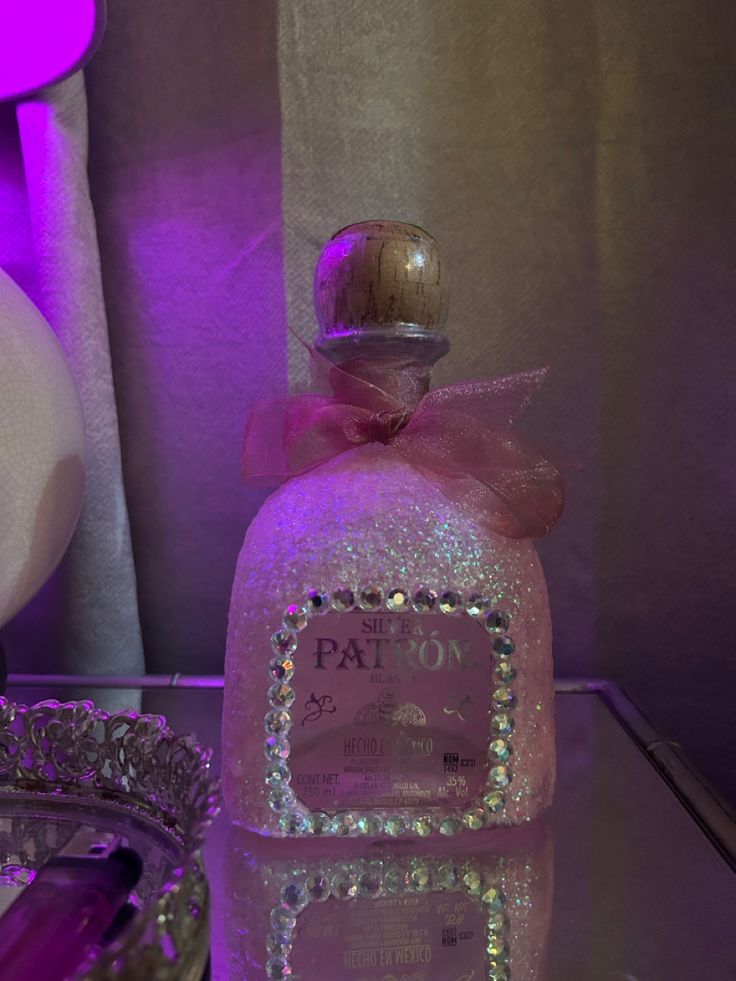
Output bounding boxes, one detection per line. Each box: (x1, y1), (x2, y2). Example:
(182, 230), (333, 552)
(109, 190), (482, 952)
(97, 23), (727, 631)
(11, 73), (144, 679)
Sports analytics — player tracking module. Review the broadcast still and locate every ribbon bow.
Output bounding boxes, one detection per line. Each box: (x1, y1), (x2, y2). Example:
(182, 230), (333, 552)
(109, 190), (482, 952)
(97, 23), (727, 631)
(242, 346), (563, 539)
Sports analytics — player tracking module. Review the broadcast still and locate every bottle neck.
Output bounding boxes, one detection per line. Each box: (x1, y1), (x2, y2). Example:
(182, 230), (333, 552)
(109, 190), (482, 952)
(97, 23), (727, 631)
(338, 356), (432, 412)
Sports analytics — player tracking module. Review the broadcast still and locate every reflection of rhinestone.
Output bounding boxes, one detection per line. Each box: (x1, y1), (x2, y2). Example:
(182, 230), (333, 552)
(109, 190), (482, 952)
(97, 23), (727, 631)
(486, 931), (508, 953)
(492, 635), (515, 658)
(461, 864), (482, 896)
(487, 912), (510, 933)
(357, 865), (383, 897)
(494, 661), (516, 683)
(489, 764), (511, 788)
(270, 905), (296, 932)
(483, 790), (506, 814)
(306, 589), (329, 614)
(269, 684), (295, 709)
(465, 593), (490, 617)
(435, 862), (459, 891)
(281, 882), (308, 912)
(383, 816), (406, 837)
(268, 788), (295, 813)
(271, 630), (298, 655)
(491, 713), (515, 735)
(412, 587), (437, 612)
(383, 866), (405, 893)
(266, 956), (292, 980)
(278, 812), (307, 835)
(411, 815), (433, 837)
(265, 761), (291, 787)
(268, 656), (294, 683)
(387, 587), (410, 612)
(264, 737), (290, 761)
(283, 605), (308, 632)
(265, 709), (293, 736)
(358, 584), (384, 610)
(409, 861), (433, 892)
(356, 814), (383, 836)
(305, 873), (330, 901)
(330, 866), (358, 900)
(304, 811), (330, 836)
(332, 813), (358, 836)
(439, 817), (462, 836)
(487, 966), (510, 981)
(439, 590), (462, 614)
(331, 588), (355, 611)
(462, 808), (487, 830)
(485, 609), (511, 633)
(488, 738), (512, 763)
(493, 686), (516, 710)
(266, 933), (292, 957)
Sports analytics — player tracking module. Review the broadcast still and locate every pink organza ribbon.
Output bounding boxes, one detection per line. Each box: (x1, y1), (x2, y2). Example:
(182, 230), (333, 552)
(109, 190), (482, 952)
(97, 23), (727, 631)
(242, 347), (563, 539)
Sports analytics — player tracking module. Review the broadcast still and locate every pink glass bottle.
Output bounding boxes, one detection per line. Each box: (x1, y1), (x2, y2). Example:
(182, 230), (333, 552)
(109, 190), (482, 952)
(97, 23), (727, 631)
(223, 221), (558, 838)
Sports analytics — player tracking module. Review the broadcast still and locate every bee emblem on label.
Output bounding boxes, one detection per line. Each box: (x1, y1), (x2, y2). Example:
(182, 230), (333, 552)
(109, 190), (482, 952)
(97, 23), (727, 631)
(353, 688), (427, 727)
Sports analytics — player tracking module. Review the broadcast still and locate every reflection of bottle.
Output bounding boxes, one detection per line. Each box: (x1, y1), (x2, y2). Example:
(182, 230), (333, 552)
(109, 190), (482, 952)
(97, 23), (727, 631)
(225, 820), (553, 980)
(223, 221), (562, 837)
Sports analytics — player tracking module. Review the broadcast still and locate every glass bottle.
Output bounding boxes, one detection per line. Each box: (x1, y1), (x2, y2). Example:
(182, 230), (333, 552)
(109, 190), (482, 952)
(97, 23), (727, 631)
(223, 220), (558, 838)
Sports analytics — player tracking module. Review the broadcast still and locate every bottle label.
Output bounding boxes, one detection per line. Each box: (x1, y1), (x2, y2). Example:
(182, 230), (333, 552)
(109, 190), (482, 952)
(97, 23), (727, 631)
(291, 891), (487, 980)
(288, 610), (491, 811)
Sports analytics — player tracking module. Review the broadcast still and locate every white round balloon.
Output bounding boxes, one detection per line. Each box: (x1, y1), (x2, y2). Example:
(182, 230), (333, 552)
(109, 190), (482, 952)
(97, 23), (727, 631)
(0, 267), (85, 628)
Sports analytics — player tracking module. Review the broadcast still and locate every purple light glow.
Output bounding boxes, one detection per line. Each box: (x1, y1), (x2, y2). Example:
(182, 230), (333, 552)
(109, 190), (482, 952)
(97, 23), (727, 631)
(0, 0), (106, 102)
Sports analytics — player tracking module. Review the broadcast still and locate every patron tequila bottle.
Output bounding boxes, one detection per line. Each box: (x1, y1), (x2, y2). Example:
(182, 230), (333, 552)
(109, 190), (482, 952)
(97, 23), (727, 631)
(223, 221), (561, 838)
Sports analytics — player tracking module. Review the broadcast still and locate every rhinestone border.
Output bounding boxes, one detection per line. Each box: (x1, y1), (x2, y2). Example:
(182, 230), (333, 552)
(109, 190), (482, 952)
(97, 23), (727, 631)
(264, 585), (517, 838)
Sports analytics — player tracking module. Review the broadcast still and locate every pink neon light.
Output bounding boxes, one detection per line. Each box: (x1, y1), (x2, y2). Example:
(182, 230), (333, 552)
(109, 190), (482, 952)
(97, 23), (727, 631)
(0, 0), (105, 101)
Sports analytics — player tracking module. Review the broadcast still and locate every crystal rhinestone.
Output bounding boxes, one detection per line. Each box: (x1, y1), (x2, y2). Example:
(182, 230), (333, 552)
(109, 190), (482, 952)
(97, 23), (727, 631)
(269, 905), (297, 933)
(486, 932), (509, 954)
(411, 586), (437, 612)
(281, 882), (308, 912)
(386, 587), (410, 612)
(265, 761), (291, 787)
(489, 764), (511, 788)
(265, 709), (293, 736)
(303, 811), (331, 836)
(438, 817), (462, 836)
(411, 815), (434, 837)
(306, 589), (330, 614)
(408, 861), (433, 892)
(487, 911), (510, 933)
(269, 684), (296, 709)
(268, 656), (294, 683)
(266, 933), (292, 958)
(264, 736), (290, 761)
(283, 605), (308, 632)
(491, 712), (515, 735)
(465, 592), (490, 617)
(492, 635), (515, 658)
(483, 790), (506, 814)
(383, 815), (406, 837)
(494, 661), (516, 683)
(435, 862), (460, 891)
(331, 587), (355, 612)
(461, 864), (482, 896)
(271, 630), (298, 655)
(357, 865), (383, 897)
(268, 788), (295, 813)
(488, 967), (510, 981)
(485, 609), (511, 633)
(462, 808), (487, 831)
(358, 584), (384, 610)
(356, 814), (383, 836)
(332, 812), (358, 836)
(265, 956), (292, 980)
(488, 738), (512, 763)
(305, 873), (330, 902)
(330, 867), (358, 900)
(382, 866), (405, 893)
(439, 590), (462, 614)
(492, 686), (516, 710)
(278, 812), (307, 835)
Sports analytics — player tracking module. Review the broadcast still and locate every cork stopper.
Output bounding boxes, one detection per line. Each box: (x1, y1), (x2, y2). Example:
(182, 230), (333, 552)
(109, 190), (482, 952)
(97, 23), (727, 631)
(313, 220), (450, 362)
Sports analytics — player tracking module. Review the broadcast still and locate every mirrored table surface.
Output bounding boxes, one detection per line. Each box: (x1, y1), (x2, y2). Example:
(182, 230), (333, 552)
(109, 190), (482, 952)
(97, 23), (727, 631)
(6, 679), (735, 981)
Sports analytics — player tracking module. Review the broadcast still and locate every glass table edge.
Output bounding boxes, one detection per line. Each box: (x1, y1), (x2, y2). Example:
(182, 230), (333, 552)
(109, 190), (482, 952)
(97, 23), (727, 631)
(5, 672), (736, 869)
